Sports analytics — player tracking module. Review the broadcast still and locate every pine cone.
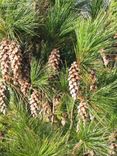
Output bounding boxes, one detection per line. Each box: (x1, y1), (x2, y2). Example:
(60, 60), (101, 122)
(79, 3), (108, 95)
(19, 80), (31, 96)
(29, 90), (42, 117)
(0, 39), (11, 80)
(0, 82), (7, 114)
(9, 41), (22, 81)
(90, 69), (97, 91)
(68, 61), (80, 101)
(48, 49), (60, 73)
(77, 100), (90, 124)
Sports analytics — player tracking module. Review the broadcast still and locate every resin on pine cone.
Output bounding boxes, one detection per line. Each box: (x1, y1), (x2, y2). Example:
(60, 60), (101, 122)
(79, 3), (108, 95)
(9, 41), (22, 81)
(48, 49), (60, 73)
(68, 61), (80, 101)
(0, 82), (8, 115)
(29, 90), (42, 117)
(0, 39), (11, 80)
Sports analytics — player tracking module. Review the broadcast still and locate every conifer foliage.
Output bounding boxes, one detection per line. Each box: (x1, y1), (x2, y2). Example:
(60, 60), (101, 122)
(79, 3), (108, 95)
(0, 0), (117, 156)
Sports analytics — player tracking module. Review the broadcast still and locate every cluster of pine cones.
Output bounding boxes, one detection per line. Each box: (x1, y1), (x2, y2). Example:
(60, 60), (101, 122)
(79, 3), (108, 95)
(2, 39), (115, 131)
(0, 39), (34, 115)
(0, 42), (62, 121)
(0, 39), (95, 125)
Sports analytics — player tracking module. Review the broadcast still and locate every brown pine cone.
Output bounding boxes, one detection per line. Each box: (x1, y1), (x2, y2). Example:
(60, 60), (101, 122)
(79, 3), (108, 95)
(77, 99), (90, 124)
(48, 49), (60, 73)
(9, 41), (22, 81)
(0, 39), (11, 80)
(29, 90), (42, 117)
(0, 82), (7, 114)
(19, 80), (31, 96)
(68, 61), (80, 101)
